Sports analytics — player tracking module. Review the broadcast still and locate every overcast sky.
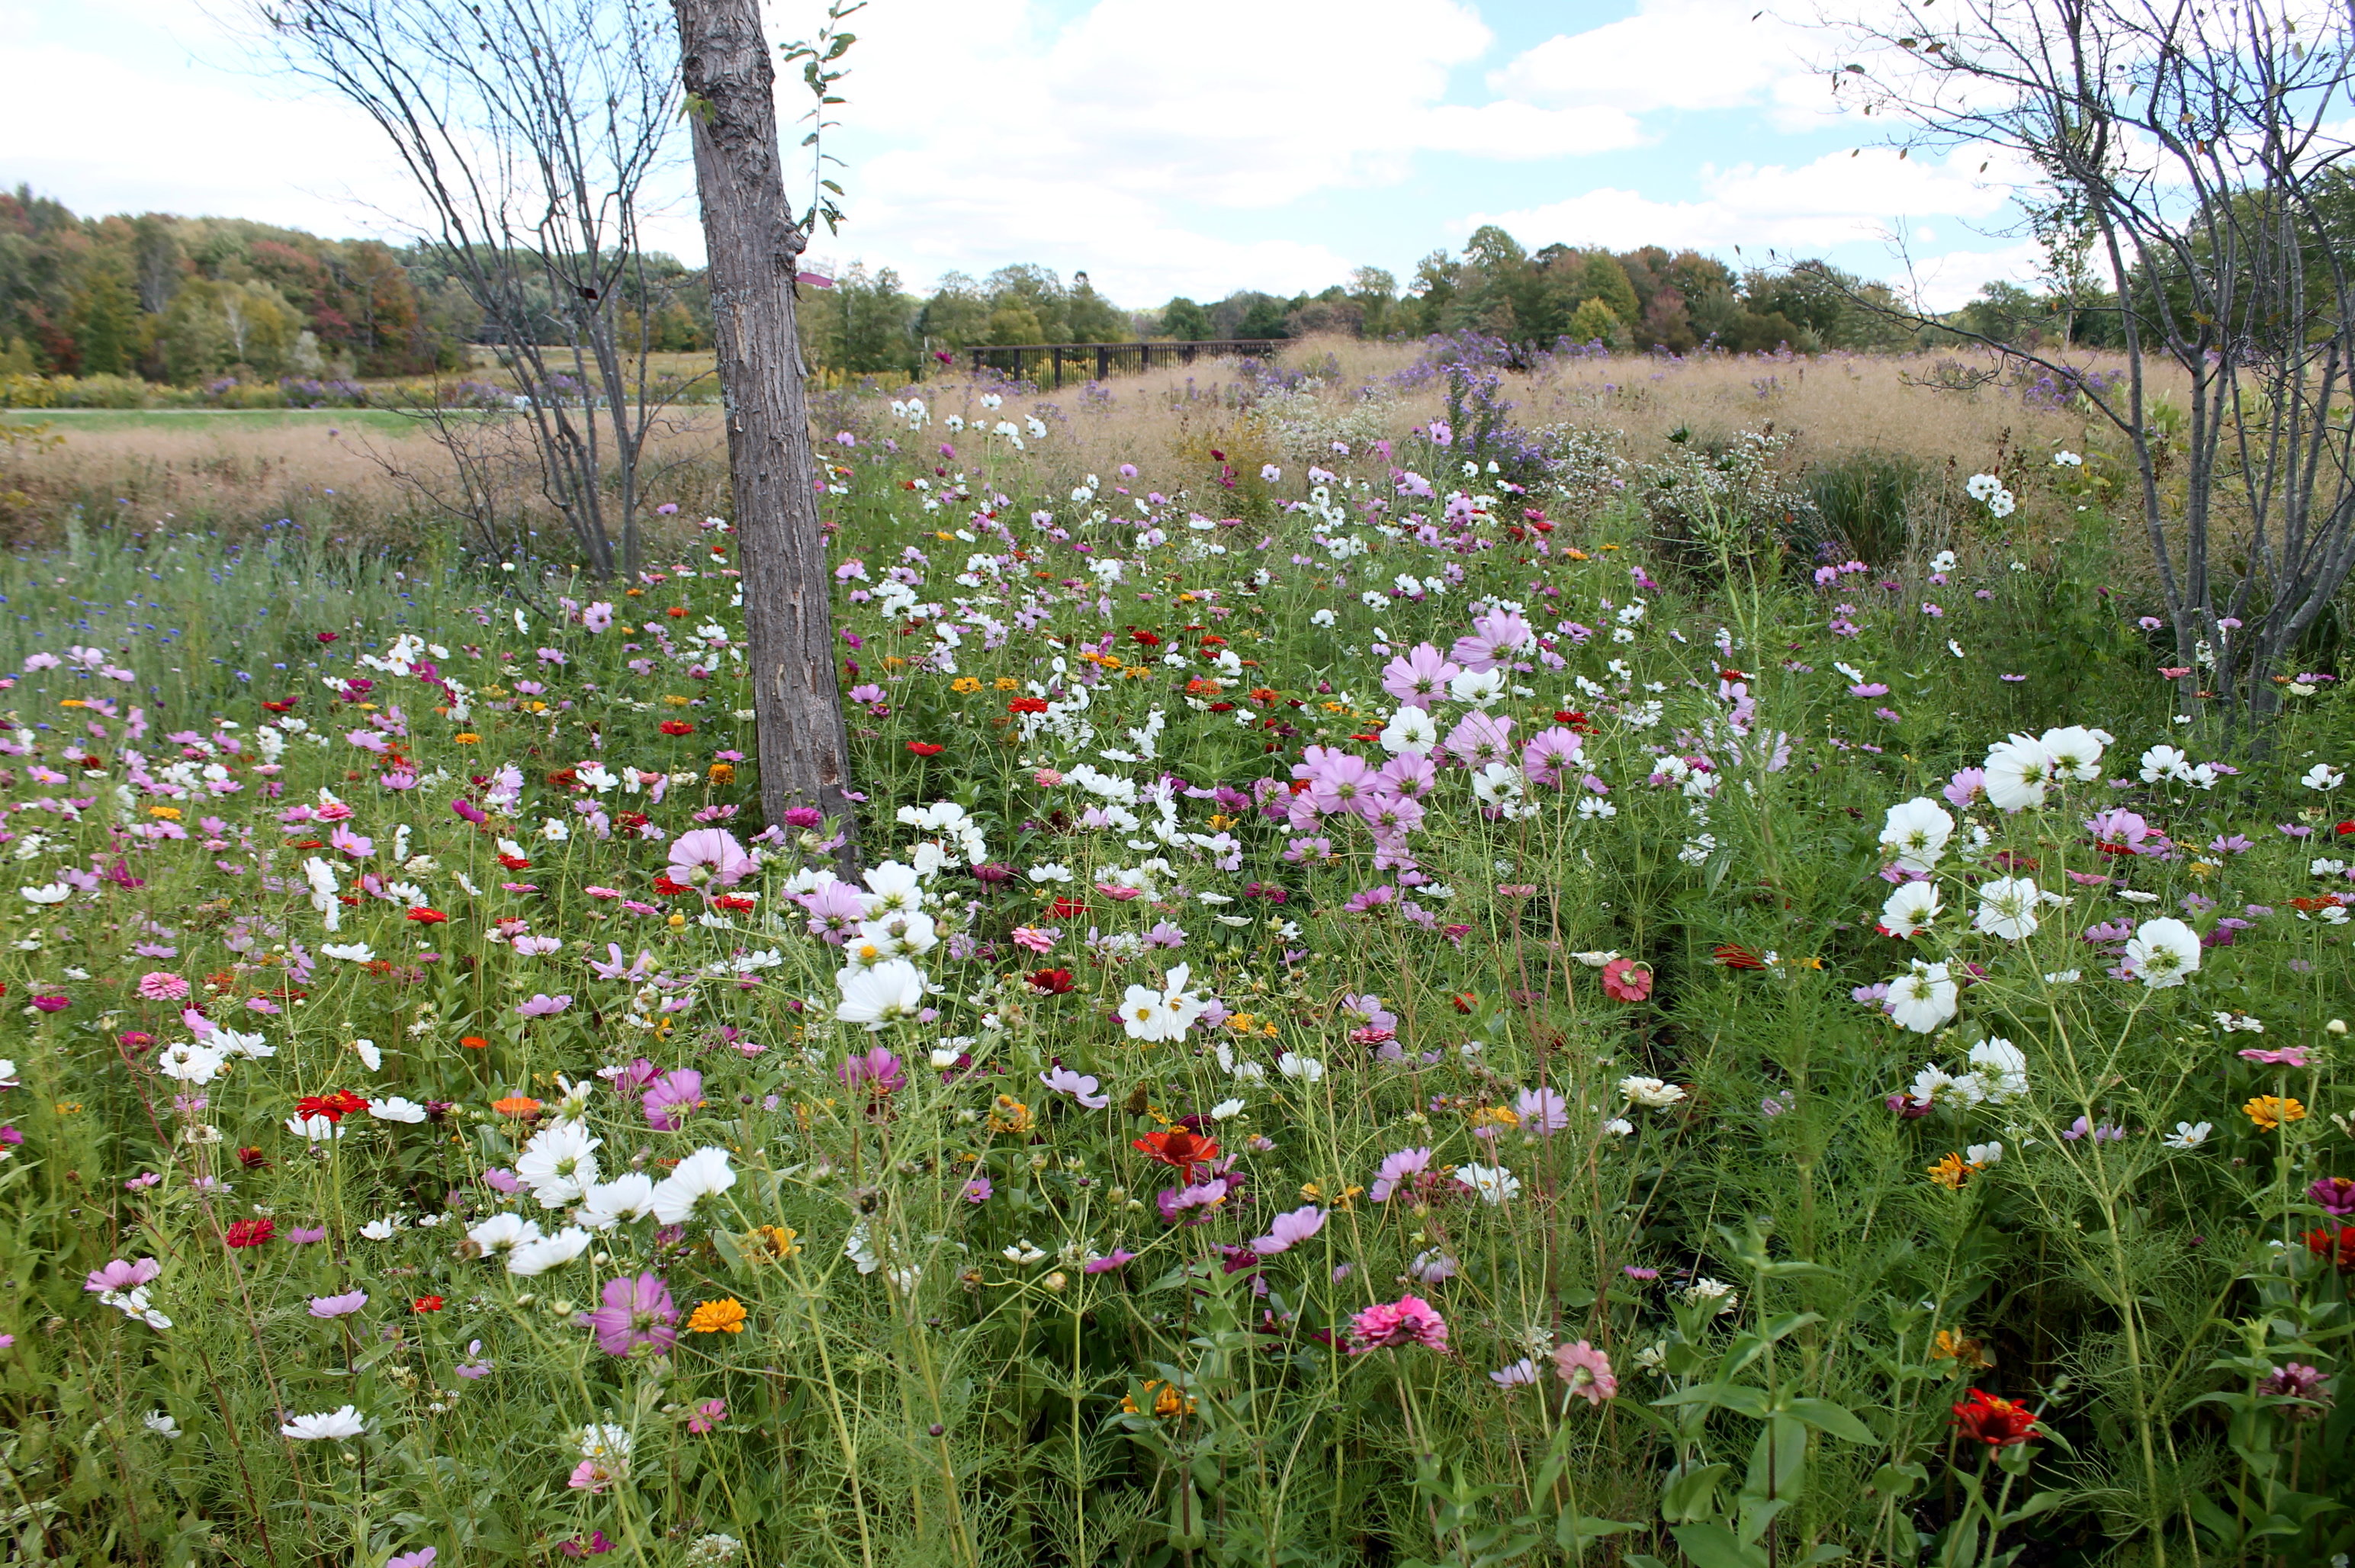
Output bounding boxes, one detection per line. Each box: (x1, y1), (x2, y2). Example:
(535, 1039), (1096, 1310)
(0, 0), (2038, 310)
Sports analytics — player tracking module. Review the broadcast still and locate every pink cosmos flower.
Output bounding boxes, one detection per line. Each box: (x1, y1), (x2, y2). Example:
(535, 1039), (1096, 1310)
(1250, 1203), (1326, 1255)
(837, 1047), (907, 1094)
(85, 1258), (162, 1294)
(1370, 1147), (1432, 1203)
(308, 1290), (368, 1318)
(641, 1068), (705, 1130)
(1348, 1294), (1449, 1354)
(1039, 1065), (1110, 1109)
(1440, 712), (1515, 769)
(1380, 644), (1461, 708)
(1554, 1340), (1618, 1403)
(686, 1399), (727, 1434)
(1512, 1085), (1569, 1133)
(1519, 726), (1584, 786)
(585, 1272), (678, 1357)
(516, 994), (573, 1018)
(2241, 1046), (2312, 1067)
(135, 972), (191, 1002)
(668, 828), (754, 887)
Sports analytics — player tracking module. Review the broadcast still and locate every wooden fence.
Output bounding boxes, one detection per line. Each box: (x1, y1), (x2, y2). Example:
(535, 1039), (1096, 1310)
(963, 339), (1284, 389)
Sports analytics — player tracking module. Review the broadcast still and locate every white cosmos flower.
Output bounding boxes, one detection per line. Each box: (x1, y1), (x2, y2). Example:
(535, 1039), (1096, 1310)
(1276, 1052), (1325, 1083)
(18, 882), (70, 904)
(2122, 917), (2201, 988)
(1455, 1163), (1521, 1204)
(158, 1041), (226, 1084)
(1973, 876), (2042, 940)
(2038, 725), (2112, 782)
(1966, 1037), (2030, 1102)
(858, 860), (925, 916)
(284, 1113), (345, 1142)
(506, 1226), (592, 1277)
(366, 1097), (429, 1123)
(281, 1406), (368, 1441)
(1879, 797), (1955, 873)
(1965, 1142), (2004, 1165)
(2140, 744), (2196, 784)
(579, 1172), (658, 1231)
(465, 1212), (545, 1263)
(1982, 735), (2054, 811)
(1888, 962), (1959, 1033)
(650, 1146), (737, 1224)
(320, 943), (377, 962)
(1118, 962), (1206, 1043)
(2164, 1120), (2213, 1149)
(1878, 879), (1942, 938)
(516, 1122), (602, 1208)
(835, 959), (927, 1030)
(1380, 707), (1439, 756)
(2304, 763), (2345, 791)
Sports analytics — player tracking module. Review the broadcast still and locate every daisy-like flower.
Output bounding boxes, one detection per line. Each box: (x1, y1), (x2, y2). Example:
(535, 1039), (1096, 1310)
(1879, 798), (1955, 873)
(1973, 876), (2043, 941)
(1618, 1076), (1686, 1109)
(2122, 917), (2201, 988)
(1982, 735), (2054, 812)
(281, 1406), (368, 1441)
(1887, 962), (1959, 1033)
(516, 1122), (602, 1208)
(1879, 879), (1941, 939)
(1553, 1341), (1618, 1405)
(579, 1173), (658, 1231)
(649, 1147), (737, 1225)
(834, 959), (927, 1030)
(686, 1296), (747, 1335)
(1118, 962), (1207, 1043)
(586, 1272), (679, 1357)
(464, 1213), (545, 1264)
(507, 1226), (592, 1277)
(1455, 1163), (1521, 1204)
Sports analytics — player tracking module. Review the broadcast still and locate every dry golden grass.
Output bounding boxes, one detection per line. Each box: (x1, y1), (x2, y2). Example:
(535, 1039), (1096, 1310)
(1, 336), (2182, 551)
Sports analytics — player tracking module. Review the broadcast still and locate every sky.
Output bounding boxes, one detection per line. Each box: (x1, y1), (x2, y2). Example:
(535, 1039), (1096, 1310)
(0, 0), (2042, 311)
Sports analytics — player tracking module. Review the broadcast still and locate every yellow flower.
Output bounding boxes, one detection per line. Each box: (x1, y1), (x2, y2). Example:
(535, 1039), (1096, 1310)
(1926, 1152), (1976, 1190)
(146, 805), (183, 821)
(687, 1297), (748, 1334)
(663, 694), (692, 708)
(988, 1095), (1034, 1136)
(993, 677), (1020, 691)
(708, 763), (736, 786)
(743, 1225), (801, 1261)
(2245, 1095), (2307, 1131)
(452, 733), (481, 745)
(1930, 1329), (1993, 1370)
(950, 676), (983, 694)
(1470, 1105), (1521, 1134)
(58, 699), (85, 708)
(1121, 1380), (1195, 1418)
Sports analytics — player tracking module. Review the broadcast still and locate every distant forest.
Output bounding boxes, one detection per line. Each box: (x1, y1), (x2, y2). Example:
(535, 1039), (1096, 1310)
(0, 185), (2088, 387)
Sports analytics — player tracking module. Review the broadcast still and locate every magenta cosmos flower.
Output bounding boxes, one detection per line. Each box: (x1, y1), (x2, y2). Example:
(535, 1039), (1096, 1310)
(1349, 1293), (1448, 1354)
(641, 1068), (704, 1131)
(586, 1273), (678, 1357)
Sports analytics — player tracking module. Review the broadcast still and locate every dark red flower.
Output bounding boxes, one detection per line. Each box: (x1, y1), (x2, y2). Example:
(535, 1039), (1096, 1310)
(262, 699), (298, 713)
(224, 1218), (276, 1248)
(315, 631), (339, 644)
(496, 853), (532, 871)
(413, 1295), (445, 1313)
(1713, 943), (1769, 970)
(236, 1145), (271, 1168)
(713, 895), (757, 913)
(1130, 629), (1161, 647)
(652, 875), (695, 897)
(907, 741), (944, 757)
(1049, 894), (1088, 919)
(1951, 1388), (2039, 1446)
(406, 908), (448, 924)
(1007, 697), (1049, 715)
(659, 720), (696, 737)
(1027, 968), (1075, 994)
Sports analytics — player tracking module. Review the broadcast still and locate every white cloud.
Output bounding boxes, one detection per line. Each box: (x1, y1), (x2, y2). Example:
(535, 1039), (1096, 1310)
(1489, 0), (1820, 114)
(1461, 145), (2024, 254)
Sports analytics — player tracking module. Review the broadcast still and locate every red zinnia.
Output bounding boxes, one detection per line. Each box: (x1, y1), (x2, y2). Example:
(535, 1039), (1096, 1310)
(652, 875), (694, 897)
(459, 1035), (490, 1050)
(406, 908), (448, 924)
(224, 1218), (276, 1248)
(236, 1146), (271, 1169)
(1951, 1388), (2039, 1446)
(1007, 697), (1049, 715)
(1714, 944), (1769, 970)
(1027, 968), (1075, 994)
(714, 895), (757, 913)
(1130, 630), (1161, 647)
(1133, 1127), (1221, 1178)
(660, 720), (696, 736)
(413, 1295), (445, 1313)
(2305, 1226), (2355, 1273)
(497, 853), (532, 871)
(907, 742), (944, 757)
(1049, 894), (1088, 919)
(262, 699), (298, 713)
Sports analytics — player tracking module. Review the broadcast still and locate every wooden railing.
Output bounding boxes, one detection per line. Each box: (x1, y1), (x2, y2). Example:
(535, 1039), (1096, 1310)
(964, 339), (1285, 389)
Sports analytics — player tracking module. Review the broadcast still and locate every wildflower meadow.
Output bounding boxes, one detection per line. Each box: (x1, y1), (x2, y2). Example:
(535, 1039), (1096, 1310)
(8, 348), (2355, 1567)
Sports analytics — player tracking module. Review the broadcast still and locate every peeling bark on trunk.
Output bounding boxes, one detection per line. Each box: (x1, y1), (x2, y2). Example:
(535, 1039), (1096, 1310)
(672, 0), (858, 863)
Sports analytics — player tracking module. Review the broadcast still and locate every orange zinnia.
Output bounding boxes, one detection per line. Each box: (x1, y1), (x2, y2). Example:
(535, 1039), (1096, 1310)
(686, 1297), (747, 1334)
(1133, 1127), (1220, 1178)
(460, 1035), (490, 1050)
(491, 1095), (542, 1118)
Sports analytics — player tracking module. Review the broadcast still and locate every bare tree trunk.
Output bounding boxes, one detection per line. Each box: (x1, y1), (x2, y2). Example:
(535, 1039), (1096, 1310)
(671, 0), (858, 857)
